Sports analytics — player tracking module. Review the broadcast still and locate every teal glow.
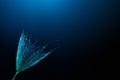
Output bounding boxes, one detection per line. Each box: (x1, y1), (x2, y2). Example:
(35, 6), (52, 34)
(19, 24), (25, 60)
(12, 32), (57, 80)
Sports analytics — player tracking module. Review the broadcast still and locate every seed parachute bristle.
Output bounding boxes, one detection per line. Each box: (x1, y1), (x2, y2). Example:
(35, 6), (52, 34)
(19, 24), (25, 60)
(12, 31), (57, 80)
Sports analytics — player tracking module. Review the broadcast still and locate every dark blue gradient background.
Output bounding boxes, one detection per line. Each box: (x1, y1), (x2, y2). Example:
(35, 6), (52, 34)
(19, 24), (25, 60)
(0, 0), (119, 80)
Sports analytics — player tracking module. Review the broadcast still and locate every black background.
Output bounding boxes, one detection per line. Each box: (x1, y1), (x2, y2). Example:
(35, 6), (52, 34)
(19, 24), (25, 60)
(0, 0), (119, 80)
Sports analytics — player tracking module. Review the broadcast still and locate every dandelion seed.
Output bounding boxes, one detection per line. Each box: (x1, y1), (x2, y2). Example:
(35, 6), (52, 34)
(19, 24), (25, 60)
(12, 31), (57, 80)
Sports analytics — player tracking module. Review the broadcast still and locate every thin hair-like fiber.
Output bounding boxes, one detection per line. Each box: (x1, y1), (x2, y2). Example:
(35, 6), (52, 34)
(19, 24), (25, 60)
(12, 32), (58, 80)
